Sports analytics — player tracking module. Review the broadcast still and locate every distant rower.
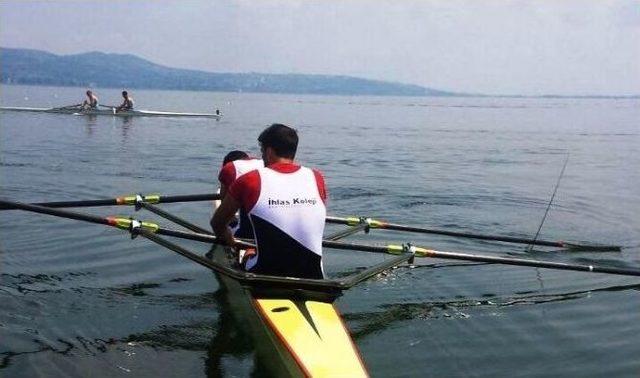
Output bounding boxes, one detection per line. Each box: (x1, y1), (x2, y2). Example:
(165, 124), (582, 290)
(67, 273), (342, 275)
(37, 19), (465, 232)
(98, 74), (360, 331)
(82, 90), (98, 110)
(116, 91), (134, 112)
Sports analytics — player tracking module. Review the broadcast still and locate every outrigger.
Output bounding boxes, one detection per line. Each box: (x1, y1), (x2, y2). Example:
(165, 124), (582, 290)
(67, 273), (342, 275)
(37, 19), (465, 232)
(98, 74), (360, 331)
(0, 193), (636, 376)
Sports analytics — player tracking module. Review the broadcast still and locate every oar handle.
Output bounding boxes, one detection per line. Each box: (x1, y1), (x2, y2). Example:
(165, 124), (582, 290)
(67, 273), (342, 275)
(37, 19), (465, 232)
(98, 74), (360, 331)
(53, 103), (82, 110)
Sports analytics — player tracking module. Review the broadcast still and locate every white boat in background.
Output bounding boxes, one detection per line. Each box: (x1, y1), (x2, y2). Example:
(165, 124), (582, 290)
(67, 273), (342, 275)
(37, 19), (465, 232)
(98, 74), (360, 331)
(0, 106), (222, 119)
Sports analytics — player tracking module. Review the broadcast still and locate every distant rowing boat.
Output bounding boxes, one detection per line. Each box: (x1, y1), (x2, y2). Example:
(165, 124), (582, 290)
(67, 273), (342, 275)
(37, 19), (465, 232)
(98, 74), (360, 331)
(0, 106), (222, 119)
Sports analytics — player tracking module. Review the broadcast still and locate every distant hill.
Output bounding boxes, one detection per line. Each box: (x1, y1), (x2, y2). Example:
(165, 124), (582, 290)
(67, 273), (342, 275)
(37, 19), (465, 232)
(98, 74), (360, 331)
(0, 47), (458, 97)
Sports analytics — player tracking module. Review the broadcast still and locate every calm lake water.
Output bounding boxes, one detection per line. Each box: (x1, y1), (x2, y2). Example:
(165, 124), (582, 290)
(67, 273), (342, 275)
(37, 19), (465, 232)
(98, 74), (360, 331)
(1, 85), (639, 377)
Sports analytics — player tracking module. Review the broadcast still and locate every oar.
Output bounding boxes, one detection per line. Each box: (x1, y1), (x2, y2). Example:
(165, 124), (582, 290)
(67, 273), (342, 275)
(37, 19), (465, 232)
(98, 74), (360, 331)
(0, 193), (221, 210)
(0, 198), (248, 246)
(52, 103), (82, 110)
(4, 199), (638, 278)
(326, 216), (621, 252)
(322, 240), (640, 277)
(0, 192), (621, 252)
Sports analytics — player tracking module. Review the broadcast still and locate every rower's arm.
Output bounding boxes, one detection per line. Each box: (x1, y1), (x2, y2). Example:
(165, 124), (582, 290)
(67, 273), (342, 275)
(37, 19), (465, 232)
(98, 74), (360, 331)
(212, 195), (241, 246)
(219, 184), (228, 199)
(210, 183), (228, 230)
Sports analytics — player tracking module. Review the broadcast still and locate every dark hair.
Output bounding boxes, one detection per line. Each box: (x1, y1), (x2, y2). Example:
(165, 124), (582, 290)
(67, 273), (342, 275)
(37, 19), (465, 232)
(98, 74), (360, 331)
(222, 150), (249, 166)
(122, 91), (128, 96)
(258, 124), (298, 159)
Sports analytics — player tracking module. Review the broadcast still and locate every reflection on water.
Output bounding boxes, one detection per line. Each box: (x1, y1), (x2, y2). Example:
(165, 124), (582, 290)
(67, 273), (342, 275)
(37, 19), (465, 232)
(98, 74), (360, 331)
(0, 272), (259, 377)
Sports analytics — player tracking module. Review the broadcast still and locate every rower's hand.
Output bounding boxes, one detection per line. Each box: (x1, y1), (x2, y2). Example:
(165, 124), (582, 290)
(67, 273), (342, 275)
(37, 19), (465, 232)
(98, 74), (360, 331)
(212, 195), (242, 246)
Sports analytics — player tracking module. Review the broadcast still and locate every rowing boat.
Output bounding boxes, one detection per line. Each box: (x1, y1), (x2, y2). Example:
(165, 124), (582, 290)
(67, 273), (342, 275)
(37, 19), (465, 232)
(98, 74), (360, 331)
(209, 244), (369, 377)
(210, 192), (367, 376)
(0, 106), (222, 119)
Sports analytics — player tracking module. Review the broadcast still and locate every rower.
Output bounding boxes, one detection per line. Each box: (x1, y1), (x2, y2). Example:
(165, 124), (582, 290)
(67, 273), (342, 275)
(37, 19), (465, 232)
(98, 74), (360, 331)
(210, 150), (264, 238)
(212, 124), (328, 279)
(82, 90), (98, 110)
(116, 90), (134, 112)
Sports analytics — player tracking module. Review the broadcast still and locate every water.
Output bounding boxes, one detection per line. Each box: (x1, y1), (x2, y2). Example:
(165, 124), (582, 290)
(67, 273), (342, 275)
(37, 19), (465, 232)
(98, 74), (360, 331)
(1, 85), (639, 377)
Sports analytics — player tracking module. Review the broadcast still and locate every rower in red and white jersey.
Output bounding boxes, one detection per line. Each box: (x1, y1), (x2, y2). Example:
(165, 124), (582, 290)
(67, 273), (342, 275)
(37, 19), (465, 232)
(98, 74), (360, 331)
(210, 150), (263, 238)
(212, 124), (328, 279)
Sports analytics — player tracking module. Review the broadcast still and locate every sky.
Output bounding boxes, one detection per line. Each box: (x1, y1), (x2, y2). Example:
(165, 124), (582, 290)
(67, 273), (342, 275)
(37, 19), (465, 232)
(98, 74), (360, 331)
(1, 0), (639, 96)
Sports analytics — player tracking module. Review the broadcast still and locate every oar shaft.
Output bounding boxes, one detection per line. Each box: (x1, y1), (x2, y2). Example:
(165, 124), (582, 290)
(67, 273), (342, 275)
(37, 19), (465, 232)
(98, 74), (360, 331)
(323, 239), (640, 277)
(416, 248), (640, 277)
(0, 198), (120, 209)
(0, 199), (251, 248)
(0, 193), (221, 210)
(158, 193), (221, 203)
(0, 199), (109, 226)
(326, 216), (620, 251)
(381, 222), (562, 247)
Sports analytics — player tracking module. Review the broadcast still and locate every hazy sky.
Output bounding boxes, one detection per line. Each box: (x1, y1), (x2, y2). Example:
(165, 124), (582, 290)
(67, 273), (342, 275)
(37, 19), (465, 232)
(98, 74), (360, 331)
(1, 0), (638, 96)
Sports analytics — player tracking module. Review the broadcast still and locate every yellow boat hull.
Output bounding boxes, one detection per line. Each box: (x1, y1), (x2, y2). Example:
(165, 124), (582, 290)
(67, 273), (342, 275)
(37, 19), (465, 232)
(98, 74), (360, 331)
(211, 246), (368, 377)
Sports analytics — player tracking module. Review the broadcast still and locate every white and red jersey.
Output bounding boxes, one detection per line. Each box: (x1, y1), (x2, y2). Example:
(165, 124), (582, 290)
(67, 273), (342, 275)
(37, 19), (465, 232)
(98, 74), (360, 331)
(218, 158), (264, 187)
(218, 157), (263, 238)
(228, 162), (327, 279)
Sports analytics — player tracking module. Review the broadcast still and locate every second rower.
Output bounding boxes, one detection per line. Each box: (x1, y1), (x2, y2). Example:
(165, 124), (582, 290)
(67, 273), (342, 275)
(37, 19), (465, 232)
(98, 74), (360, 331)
(116, 91), (134, 112)
(211, 150), (264, 238)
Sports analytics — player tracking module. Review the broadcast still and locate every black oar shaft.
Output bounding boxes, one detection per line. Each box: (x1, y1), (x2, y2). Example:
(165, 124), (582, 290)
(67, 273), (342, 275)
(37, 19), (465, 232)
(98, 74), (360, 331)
(0, 199), (251, 250)
(326, 217), (561, 247)
(325, 216), (620, 251)
(0, 193), (222, 210)
(0, 199), (110, 226)
(322, 239), (640, 277)
(419, 249), (640, 277)
(382, 222), (562, 247)
(158, 193), (220, 203)
(0, 198), (119, 209)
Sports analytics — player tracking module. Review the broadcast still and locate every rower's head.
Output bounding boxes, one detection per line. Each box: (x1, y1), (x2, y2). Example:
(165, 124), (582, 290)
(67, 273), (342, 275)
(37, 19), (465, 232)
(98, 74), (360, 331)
(86, 90), (92, 96)
(122, 91), (128, 98)
(258, 123), (298, 164)
(222, 150), (249, 166)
